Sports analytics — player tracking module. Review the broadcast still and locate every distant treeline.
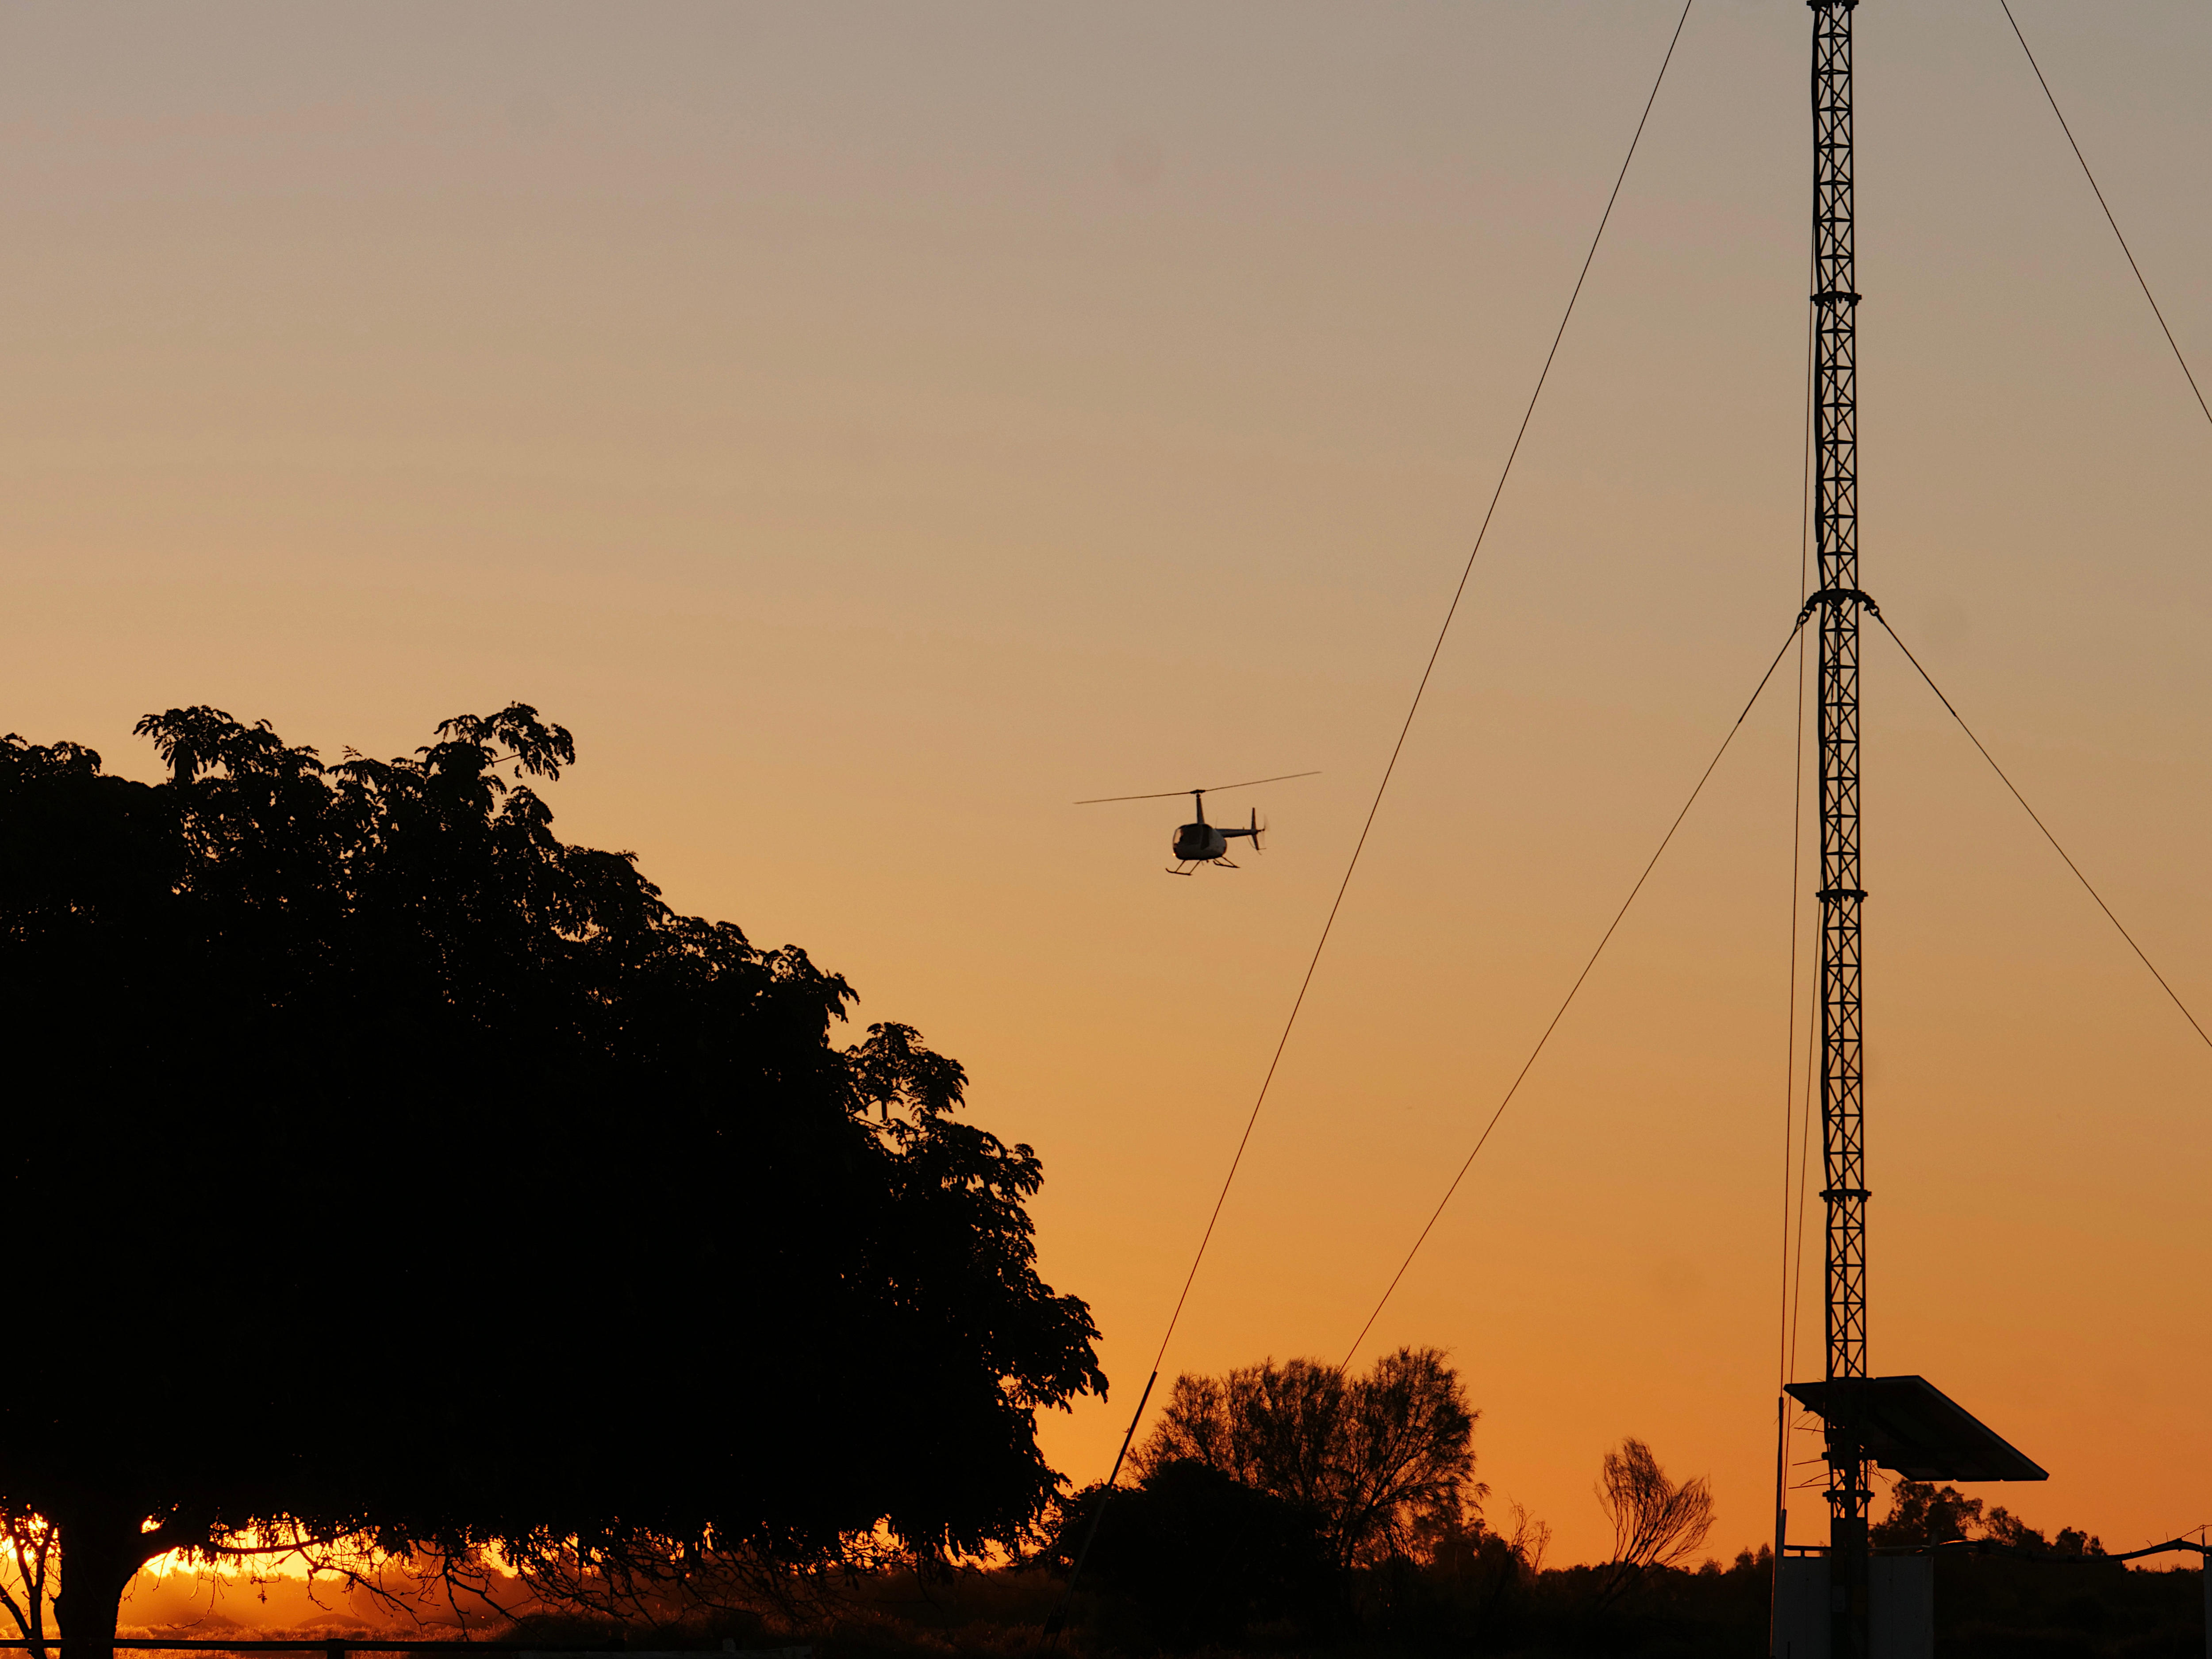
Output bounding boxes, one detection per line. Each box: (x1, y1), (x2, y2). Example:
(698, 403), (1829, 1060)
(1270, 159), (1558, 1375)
(785, 1544), (2203, 1659)
(1019, 1351), (2198, 1659)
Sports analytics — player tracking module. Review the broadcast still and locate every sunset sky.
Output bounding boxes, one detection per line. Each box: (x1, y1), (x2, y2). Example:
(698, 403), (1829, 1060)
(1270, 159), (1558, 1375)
(6, 1), (2210, 1568)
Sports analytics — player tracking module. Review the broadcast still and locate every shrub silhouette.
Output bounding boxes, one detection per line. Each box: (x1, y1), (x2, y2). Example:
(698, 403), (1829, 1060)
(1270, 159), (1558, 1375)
(1053, 1461), (1339, 1649)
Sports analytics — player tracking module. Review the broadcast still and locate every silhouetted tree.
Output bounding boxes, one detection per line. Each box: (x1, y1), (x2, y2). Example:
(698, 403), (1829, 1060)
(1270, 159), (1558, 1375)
(1594, 1437), (1713, 1593)
(1873, 1480), (2102, 1557)
(0, 707), (1105, 1659)
(1133, 1347), (1482, 1567)
(1871, 1480), (1984, 1548)
(0, 1510), (55, 1659)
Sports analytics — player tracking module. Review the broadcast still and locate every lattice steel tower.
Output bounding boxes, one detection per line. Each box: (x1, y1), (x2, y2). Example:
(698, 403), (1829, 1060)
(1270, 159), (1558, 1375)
(1811, 0), (1873, 1651)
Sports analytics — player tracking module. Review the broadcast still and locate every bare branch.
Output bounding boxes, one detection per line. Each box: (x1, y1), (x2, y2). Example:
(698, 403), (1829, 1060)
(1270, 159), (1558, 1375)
(1596, 1437), (1714, 1584)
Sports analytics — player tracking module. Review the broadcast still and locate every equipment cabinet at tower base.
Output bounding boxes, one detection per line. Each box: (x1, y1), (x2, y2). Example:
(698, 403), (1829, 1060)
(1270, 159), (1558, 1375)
(1775, 1555), (1933, 1659)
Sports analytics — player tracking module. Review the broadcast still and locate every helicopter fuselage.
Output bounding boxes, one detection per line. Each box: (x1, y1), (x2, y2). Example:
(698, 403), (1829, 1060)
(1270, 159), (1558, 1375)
(1171, 810), (1261, 864)
(1172, 822), (1230, 862)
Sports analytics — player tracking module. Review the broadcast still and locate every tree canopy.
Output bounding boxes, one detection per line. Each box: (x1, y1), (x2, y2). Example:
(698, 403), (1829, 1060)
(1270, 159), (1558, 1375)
(0, 705), (1104, 1654)
(1133, 1347), (1481, 1568)
(1872, 1480), (2104, 1557)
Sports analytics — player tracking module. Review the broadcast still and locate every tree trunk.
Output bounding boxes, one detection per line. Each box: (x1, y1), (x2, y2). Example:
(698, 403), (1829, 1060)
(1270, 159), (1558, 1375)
(50, 1505), (154, 1659)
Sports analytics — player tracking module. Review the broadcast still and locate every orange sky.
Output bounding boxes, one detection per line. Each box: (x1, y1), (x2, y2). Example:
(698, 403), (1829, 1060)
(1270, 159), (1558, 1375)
(4, 2), (2209, 1567)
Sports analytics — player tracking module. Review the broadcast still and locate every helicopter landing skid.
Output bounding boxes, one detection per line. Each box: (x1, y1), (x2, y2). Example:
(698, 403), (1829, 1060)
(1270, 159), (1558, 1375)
(1164, 857), (1238, 876)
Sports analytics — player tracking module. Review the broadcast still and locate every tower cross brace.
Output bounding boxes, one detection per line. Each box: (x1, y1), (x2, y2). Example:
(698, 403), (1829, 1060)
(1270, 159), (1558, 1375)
(1811, 1), (1873, 1653)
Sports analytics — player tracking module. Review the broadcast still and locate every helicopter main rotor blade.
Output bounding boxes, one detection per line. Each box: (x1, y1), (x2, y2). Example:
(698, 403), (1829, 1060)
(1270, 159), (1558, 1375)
(1072, 769), (1319, 806)
(1198, 770), (1321, 795)
(1073, 787), (1204, 805)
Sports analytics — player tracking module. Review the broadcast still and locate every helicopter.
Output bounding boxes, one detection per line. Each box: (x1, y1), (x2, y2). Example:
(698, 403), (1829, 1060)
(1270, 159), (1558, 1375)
(1075, 771), (1319, 874)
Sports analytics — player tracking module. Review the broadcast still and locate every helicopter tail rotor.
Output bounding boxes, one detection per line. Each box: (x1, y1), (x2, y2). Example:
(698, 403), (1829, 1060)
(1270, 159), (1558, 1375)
(1251, 806), (1264, 852)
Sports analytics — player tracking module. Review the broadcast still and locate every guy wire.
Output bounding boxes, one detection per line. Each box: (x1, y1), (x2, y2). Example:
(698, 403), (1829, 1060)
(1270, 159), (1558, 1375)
(1786, 943), (1820, 1388)
(1776, 239), (1819, 1397)
(1998, 0), (2212, 434)
(1772, 249), (1819, 1591)
(1044, 8), (1699, 1635)
(1873, 613), (2212, 1055)
(1103, 0), (1700, 1448)
(1341, 613), (1807, 1368)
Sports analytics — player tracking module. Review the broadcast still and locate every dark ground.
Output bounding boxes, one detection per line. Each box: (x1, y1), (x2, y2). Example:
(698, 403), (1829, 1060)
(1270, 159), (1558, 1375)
(488, 1550), (2208, 1659)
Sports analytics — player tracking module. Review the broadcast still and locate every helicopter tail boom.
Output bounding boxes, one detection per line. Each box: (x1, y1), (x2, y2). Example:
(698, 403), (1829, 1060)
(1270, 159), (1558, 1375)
(1220, 806), (1265, 849)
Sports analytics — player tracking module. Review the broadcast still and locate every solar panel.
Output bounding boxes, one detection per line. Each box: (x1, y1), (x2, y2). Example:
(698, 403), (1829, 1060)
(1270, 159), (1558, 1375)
(1785, 1375), (2048, 1482)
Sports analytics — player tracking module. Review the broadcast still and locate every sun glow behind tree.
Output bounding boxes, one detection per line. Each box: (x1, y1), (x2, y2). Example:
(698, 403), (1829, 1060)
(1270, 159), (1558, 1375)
(0, 705), (1106, 1659)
